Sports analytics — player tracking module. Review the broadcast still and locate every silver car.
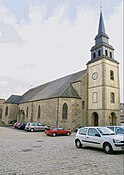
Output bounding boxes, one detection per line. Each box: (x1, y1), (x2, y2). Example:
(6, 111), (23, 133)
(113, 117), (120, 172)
(106, 126), (124, 135)
(75, 126), (124, 153)
(25, 122), (48, 132)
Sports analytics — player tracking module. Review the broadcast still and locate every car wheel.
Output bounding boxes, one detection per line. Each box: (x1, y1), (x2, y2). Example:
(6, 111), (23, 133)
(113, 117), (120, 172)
(30, 128), (34, 132)
(52, 132), (56, 137)
(66, 132), (70, 136)
(103, 143), (113, 154)
(75, 139), (82, 148)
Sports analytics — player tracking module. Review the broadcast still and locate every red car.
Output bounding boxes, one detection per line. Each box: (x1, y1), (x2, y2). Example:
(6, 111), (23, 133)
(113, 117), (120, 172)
(45, 127), (71, 136)
(13, 122), (20, 128)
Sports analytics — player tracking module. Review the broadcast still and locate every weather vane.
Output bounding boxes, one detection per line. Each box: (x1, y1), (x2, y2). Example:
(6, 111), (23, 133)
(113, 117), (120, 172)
(100, 0), (102, 12)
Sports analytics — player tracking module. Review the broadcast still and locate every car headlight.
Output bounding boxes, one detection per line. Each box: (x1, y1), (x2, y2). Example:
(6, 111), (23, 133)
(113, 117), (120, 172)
(113, 139), (121, 143)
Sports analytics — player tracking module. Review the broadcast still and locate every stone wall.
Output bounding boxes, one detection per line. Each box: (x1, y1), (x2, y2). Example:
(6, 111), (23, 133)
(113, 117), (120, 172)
(2, 103), (19, 123)
(19, 98), (84, 131)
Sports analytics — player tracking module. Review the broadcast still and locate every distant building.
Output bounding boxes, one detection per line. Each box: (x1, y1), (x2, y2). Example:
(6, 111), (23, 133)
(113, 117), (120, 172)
(0, 98), (5, 120)
(1, 10), (120, 130)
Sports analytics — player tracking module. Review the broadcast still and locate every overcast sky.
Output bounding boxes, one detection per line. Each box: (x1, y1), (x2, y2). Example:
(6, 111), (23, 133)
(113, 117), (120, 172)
(0, 0), (123, 102)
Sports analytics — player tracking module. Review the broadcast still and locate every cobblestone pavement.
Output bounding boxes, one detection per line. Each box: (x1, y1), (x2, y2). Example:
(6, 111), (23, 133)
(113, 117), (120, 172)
(0, 127), (124, 175)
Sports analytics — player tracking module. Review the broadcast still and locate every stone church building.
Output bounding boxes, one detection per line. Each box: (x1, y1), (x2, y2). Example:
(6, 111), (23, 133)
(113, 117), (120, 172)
(1, 11), (120, 131)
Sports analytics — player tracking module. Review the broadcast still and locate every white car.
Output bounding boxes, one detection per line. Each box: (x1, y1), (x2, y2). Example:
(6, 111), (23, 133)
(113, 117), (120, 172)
(75, 126), (124, 153)
(25, 122), (48, 132)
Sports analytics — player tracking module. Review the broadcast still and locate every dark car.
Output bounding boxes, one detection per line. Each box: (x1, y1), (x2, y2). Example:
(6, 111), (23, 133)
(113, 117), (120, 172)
(17, 122), (27, 130)
(45, 127), (71, 136)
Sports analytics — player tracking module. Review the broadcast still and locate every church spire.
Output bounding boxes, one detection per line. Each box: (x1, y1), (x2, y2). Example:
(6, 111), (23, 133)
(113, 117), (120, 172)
(98, 9), (106, 35)
(89, 9), (115, 61)
(95, 9), (109, 45)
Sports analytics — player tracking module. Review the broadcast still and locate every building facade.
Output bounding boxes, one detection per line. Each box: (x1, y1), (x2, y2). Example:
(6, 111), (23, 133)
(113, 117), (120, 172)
(1, 11), (120, 130)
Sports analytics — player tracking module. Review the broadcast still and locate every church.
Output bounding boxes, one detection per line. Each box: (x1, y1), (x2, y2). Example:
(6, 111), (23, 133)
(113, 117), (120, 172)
(1, 10), (120, 131)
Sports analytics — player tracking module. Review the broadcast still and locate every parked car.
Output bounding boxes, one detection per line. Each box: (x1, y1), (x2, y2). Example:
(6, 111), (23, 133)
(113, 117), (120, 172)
(45, 127), (71, 136)
(13, 122), (21, 128)
(17, 122), (27, 130)
(25, 122), (48, 132)
(75, 126), (84, 132)
(75, 126), (124, 153)
(106, 126), (124, 135)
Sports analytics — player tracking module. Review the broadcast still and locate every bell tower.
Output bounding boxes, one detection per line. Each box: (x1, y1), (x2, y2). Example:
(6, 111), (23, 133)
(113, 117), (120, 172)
(87, 10), (120, 126)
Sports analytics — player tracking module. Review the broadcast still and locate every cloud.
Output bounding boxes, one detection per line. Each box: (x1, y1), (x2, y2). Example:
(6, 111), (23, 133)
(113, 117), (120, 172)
(18, 63), (38, 70)
(0, 0), (122, 23)
(0, 3), (23, 43)
(0, 76), (40, 99)
(0, 22), (22, 42)
(0, 80), (9, 87)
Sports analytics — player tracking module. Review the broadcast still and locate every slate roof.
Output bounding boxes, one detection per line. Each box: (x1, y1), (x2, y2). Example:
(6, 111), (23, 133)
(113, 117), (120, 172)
(5, 69), (87, 104)
(98, 10), (106, 35)
(5, 95), (22, 104)
(87, 56), (119, 65)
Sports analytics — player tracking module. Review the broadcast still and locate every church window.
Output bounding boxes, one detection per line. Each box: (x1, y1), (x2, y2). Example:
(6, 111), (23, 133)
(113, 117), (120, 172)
(82, 101), (85, 109)
(26, 107), (28, 117)
(110, 92), (115, 103)
(38, 105), (41, 119)
(110, 52), (112, 58)
(93, 52), (96, 58)
(98, 50), (101, 56)
(5, 106), (8, 116)
(110, 70), (114, 80)
(105, 50), (108, 56)
(62, 103), (68, 120)
(92, 92), (98, 103)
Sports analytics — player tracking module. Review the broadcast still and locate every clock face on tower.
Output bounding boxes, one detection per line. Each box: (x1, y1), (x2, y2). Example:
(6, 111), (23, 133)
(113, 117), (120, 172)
(92, 72), (98, 80)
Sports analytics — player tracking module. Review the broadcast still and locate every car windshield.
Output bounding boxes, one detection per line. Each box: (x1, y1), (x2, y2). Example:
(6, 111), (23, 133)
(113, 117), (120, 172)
(97, 127), (115, 135)
(115, 127), (124, 133)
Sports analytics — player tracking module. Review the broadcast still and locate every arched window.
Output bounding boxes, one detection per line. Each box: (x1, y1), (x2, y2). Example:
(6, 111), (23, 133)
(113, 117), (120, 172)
(110, 92), (115, 103)
(0, 109), (2, 119)
(98, 50), (101, 56)
(105, 50), (108, 56)
(93, 52), (96, 58)
(62, 103), (68, 120)
(110, 70), (114, 80)
(82, 101), (85, 109)
(110, 52), (112, 58)
(5, 106), (8, 116)
(38, 105), (41, 119)
(92, 92), (98, 103)
(26, 107), (28, 117)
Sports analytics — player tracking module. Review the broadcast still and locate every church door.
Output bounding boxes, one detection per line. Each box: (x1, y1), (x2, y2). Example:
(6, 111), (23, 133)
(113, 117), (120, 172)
(92, 112), (99, 126)
(111, 112), (116, 125)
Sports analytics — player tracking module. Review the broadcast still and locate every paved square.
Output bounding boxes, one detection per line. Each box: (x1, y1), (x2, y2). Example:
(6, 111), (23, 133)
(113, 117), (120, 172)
(0, 127), (124, 175)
